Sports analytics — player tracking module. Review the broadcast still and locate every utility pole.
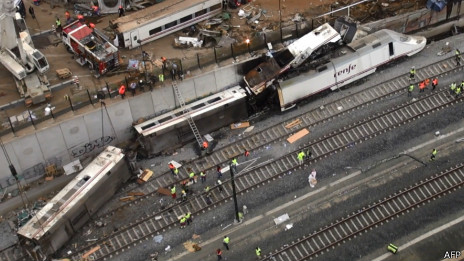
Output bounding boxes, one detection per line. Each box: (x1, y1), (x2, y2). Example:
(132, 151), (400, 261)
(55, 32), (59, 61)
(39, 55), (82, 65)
(229, 163), (240, 223)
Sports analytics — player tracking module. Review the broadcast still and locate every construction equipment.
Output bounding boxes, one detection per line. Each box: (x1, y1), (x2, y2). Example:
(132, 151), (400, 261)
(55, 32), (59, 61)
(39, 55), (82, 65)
(0, 1), (51, 105)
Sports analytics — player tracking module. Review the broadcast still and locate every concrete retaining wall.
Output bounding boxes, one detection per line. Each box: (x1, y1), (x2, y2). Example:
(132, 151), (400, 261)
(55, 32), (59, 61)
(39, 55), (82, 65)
(0, 61), (244, 190)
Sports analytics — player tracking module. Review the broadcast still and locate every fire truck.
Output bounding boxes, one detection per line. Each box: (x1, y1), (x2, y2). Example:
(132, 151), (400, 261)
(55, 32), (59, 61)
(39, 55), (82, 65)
(62, 20), (119, 77)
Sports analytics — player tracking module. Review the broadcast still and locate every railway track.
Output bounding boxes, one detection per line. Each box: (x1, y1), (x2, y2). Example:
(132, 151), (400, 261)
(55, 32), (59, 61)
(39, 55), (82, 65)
(262, 164), (464, 261)
(99, 55), (461, 217)
(69, 84), (464, 260)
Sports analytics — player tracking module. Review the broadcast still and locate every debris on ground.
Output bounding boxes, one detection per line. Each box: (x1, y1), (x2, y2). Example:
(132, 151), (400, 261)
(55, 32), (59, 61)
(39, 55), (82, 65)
(119, 196), (136, 202)
(274, 213), (290, 225)
(183, 241), (202, 252)
(192, 234), (200, 239)
(287, 128), (309, 143)
(230, 122), (250, 129)
(174, 37), (203, 48)
(153, 235), (163, 243)
(285, 119), (302, 129)
(285, 223), (294, 230)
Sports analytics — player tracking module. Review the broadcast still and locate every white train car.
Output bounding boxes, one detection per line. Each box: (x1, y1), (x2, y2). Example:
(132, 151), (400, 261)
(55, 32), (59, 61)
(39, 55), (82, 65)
(134, 86), (248, 156)
(111, 0), (222, 49)
(17, 146), (130, 259)
(277, 29), (426, 110)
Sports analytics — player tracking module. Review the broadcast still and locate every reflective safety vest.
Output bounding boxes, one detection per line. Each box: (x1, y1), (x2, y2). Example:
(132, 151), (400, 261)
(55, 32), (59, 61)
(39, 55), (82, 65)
(256, 247), (261, 256)
(223, 236), (230, 244)
(169, 163), (175, 169)
(171, 187), (176, 194)
(231, 158), (238, 165)
(432, 149), (437, 156)
(387, 243), (398, 254)
(244, 150), (250, 157)
(158, 74), (164, 82)
(456, 87), (462, 95)
(204, 186), (210, 192)
(410, 68), (416, 75)
(450, 83), (457, 90)
(432, 78), (438, 85)
(456, 49), (461, 56)
(65, 11), (70, 18)
(55, 19), (61, 26)
(461, 82), (464, 88)
(419, 82), (425, 90)
(424, 78), (430, 86)
(408, 84), (414, 92)
(200, 172), (205, 177)
(180, 217), (186, 223)
(189, 172), (195, 178)
(297, 151), (305, 160)
(202, 141), (208, 148)
(174, 168), (179, 175)
(181, 190), (186, 196)
(185, 212), (191, 219)
(119, 85), (126, 95)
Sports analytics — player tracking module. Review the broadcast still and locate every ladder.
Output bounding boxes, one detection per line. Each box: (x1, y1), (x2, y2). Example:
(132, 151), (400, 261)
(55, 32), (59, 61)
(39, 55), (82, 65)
(172, 81), (203, 148)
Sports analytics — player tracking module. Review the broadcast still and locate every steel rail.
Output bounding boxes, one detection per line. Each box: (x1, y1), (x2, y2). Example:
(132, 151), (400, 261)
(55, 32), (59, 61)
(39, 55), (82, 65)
(262, 164), (464, 261)
(70, 85), (464, 260)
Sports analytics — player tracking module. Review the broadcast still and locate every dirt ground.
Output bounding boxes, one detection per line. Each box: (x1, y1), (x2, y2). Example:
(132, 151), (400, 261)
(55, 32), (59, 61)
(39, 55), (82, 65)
(0, 0), (424, 138)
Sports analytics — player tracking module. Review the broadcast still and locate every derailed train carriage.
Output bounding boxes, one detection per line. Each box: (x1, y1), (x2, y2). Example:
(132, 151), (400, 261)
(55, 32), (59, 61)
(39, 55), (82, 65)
(275, 29), (426, 110)
(134, 86), (248, 156)
(17, 146), (130, 260)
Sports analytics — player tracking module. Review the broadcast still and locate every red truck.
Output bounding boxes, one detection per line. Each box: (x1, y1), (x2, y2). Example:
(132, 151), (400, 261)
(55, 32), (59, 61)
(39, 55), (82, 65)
(62, 20), (119, 77)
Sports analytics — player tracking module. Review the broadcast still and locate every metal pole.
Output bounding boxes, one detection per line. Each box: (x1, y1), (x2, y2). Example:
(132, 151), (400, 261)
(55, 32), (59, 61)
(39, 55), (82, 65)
(6, 112), (15, 135)
(87, 89), (94, 105)
(139, 42), (148, 84)
(229, 164), (240, 223)
(106, 82), (112, 98)
(231, 43), (235, 61)
(279, 0), (282, 42)
(197, 53), (201, 69)
(213, 46), (218, 64)
(68, 96), (74, 111)
(27, 109), (36, 129)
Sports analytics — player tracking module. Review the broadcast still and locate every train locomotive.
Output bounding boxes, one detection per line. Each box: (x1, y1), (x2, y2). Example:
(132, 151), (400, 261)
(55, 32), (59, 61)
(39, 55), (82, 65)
(275, 29), (426, 110)
(17, 146), (130, 260)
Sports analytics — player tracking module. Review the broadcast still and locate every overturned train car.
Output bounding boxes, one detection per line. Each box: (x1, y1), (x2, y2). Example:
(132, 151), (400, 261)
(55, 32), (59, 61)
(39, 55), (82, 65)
(17, 146), (130, 260)
(276, 29), (426, 110)
(134, 86), (248, 156)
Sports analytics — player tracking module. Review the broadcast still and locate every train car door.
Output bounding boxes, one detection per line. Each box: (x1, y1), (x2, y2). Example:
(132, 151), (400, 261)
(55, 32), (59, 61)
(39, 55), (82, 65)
(130, 31), (140, 48)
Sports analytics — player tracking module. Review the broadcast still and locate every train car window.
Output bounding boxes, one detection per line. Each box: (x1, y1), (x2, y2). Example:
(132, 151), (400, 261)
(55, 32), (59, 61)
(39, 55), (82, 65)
(389, 42), (394, 56)
(317, 65), (327, 72)
(207, 97), (221, 103)
(149, 27), (161, 35)
(158, 117), (171, 123)
(210, 3), (221, 10)
(195, 9), (207, 17)
(174, 112), (184, 117)
(106, 171), (111, 176)
(372, 42), (381, 49)
(164, 21), (177, 30)
(191, 103), (205, 110)
(141, 122), (156, 130)
(180, 14), (193, 23)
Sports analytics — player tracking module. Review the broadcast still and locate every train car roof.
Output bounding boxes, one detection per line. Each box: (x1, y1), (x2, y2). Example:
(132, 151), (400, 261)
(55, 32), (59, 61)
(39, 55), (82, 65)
(287, 23), (340, 58)
(134, 86), (246, 136)
(17, 146), (125, 240)
(112, 0), (219, 33)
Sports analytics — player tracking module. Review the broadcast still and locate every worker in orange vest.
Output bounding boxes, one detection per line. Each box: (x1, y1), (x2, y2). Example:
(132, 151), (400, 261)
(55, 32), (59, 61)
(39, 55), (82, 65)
(424, 78), (430, 87)
(65, 10), (71, 23)
(92, 5), (100, 16)
(432, 77), (438, 91)
(202, 141), (208, 150)
(88, 23), (95, 29)
(419, 81), (426, 93)
(77, 14), (84, 23)
(119, 84), (126, 99)
(244, 149), (250, 157)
